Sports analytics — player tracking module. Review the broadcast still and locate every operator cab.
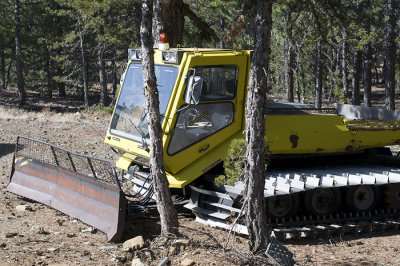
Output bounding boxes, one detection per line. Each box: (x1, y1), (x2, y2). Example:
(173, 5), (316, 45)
(105, 38), (250, 187)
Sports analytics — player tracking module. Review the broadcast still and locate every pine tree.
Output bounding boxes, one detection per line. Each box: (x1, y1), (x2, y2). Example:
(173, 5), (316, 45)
(140, 0), (179, 237)
(244, 0), (272, 254)
(14, 0), (26, 107)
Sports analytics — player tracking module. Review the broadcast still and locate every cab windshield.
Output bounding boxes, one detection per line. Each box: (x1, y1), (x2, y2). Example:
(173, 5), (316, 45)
(110, 63), (178, 143)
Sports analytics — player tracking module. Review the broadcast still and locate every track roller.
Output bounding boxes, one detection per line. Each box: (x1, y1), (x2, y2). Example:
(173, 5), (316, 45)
(266, 194), (299, 219)
(346, 185), (380, 212)
(305, 188), (341, 215)
(384, 183), (400, 209)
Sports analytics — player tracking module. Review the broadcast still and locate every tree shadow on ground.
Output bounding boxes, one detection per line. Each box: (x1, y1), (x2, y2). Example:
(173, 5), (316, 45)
(123, 214), (162, 242)
(0, 88), (111, 113)
(281, 228), (400, 246)
(0, 143), (15, 158)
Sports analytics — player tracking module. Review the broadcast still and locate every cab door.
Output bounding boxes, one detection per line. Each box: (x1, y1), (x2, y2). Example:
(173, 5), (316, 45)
(164, 52), (248, 174)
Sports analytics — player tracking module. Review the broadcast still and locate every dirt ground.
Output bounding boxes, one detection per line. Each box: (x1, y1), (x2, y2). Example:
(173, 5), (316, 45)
(1, 89), (400, 265)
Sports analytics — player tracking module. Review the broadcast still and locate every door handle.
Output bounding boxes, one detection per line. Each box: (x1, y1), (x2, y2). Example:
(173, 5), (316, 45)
(199, 144), (210, 153)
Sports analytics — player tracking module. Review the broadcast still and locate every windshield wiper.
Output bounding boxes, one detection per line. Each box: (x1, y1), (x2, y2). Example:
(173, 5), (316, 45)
(129, 118), (149, 152)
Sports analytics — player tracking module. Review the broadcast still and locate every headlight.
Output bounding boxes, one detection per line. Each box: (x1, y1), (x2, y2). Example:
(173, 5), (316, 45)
(128, 49), (142, 61)
(162, 51), (179, 64)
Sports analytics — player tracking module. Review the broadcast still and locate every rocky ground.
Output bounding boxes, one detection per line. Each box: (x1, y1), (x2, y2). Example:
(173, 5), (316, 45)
(1, 89), (400, 265)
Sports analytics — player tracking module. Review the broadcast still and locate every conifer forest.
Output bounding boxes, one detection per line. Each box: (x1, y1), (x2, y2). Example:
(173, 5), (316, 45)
(0, 0), (398, 109)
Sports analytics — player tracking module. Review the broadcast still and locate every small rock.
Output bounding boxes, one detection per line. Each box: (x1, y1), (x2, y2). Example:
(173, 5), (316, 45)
(83, 241), (93, 246)
(31, 226), (47, 234)
(110, 256), (127, 263)
(74, 112), (82, 120)
(131, 258), (148, 266)
(66, 233), (76, 238)
(54, 232), (60, 235)
(0, 243), (6, 248)
(47, 247), (58, 252)
(56, 219), (64, 226)
(117, 256), (127, 263)
(5, 232), (17, 238)
(16, 205), (33, 212)
(304, 255), (312, 263)
(123, 236), (145, 251)
(58, 242), (65, 248)
(81, 256), (91, 261)
(144, 251), (153, 261)
(171, 239), (190, 247)
(81, 227), (97, 234)
(100, 243), (120, 250)
(181, 258), (195, 266)
(356, 241), (364, 245)
(168, 246), (178, 255)
(192, 250), (200, 255)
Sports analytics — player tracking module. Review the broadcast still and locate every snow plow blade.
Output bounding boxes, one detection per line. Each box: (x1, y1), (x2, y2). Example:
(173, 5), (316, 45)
(7, 136), (126, 242)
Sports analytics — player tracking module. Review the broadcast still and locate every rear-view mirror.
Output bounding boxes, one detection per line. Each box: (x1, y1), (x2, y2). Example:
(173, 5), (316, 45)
(184, 75), (203, 105)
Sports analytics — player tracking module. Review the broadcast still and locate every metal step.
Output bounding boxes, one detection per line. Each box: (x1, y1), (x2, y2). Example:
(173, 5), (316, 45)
(184, 203), (231, 220)
(201, 200), (242, 215)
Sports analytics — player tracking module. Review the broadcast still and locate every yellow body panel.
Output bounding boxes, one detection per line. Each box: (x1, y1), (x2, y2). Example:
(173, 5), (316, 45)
(105, 48), (400, 189)
(115, 156), (132, 171)
(162, 52), (249, 174)
(266, 114), (400, 154)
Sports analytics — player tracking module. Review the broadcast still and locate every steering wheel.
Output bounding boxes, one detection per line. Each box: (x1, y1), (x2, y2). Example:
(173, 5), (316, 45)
(184, 108), (199, 130)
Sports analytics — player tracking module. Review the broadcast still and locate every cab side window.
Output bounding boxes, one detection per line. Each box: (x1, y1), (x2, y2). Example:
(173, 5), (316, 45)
(195, 65), (237, 101)
(167, 65), (238, 155)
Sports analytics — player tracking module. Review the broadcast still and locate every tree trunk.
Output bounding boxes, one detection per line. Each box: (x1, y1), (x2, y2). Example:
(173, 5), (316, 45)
(153, 0), (219, 48)
(374, 55), (379, 84)
(111, 44), (118, 98)
(284, 12), (294, 103)
(315, 40), (322, 109)
(300, 70), (305, 103)
(163, 0), (185, 47)
(46, 50), (53, 98)
(98, 40), (107, 107)
(341, 28), (348, 98)
(133, 2), (142, 46)
(363, 43), (372, 107)
(57, 64), (66, 97)
(14, 0), (26, 107)
(244, 0), (272, 254)
(78, 16), (89, 108)
(140, 0), (179, 237)
(152, 0), (164, 46)
(351, 50), (361, 105)
(1, 47), (5, 90)
(384, 0), (396, 110)
(222, 2), (256, 48)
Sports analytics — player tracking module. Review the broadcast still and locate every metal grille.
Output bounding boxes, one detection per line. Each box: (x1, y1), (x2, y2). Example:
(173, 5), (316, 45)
(15, 136), (120, 187)
(265, 236), (294, 266)
(345, 120), (400, 131)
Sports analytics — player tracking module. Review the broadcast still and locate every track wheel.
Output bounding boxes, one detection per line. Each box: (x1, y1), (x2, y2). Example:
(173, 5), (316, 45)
(384, 183), (400, 209)
(305, 188), (341, 216)
(265, 194), (299, 219)
(346, 185), (380, 212)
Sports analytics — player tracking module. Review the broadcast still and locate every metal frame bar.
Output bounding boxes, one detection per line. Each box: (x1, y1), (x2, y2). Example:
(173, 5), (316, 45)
(15, 135), (121, 189)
